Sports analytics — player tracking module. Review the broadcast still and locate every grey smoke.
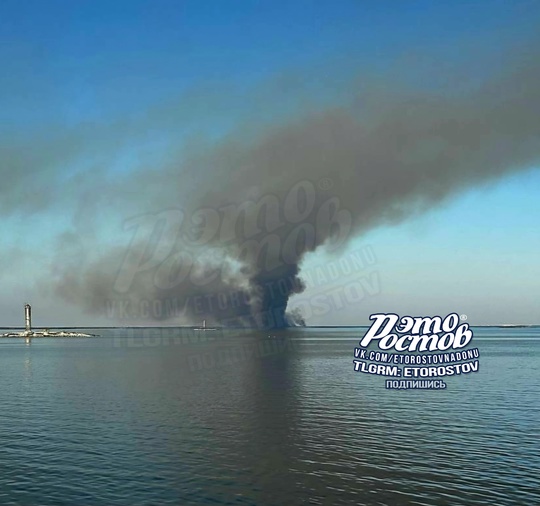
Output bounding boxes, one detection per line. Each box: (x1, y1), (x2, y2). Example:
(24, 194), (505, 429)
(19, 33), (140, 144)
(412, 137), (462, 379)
(32, 43), (540, 327)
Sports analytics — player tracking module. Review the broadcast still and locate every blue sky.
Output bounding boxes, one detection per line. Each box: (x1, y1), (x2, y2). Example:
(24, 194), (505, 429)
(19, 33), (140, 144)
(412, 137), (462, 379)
(294, 167), (540, 325)
(1, 0), (539, 326)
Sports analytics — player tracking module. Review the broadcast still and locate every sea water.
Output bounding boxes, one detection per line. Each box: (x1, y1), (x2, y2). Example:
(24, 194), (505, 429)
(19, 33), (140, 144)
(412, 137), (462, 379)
(0, 327), (538, 505)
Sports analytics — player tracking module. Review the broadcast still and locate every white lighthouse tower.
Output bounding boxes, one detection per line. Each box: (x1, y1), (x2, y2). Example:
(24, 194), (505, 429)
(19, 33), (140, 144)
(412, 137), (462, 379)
(0, 304), (94, 338)
(24, 303), (32, 335)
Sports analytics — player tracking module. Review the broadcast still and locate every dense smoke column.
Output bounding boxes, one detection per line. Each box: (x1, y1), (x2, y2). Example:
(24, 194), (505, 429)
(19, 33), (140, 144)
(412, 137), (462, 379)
(249, 264), (306, 328)
(36, 39), (540, 327)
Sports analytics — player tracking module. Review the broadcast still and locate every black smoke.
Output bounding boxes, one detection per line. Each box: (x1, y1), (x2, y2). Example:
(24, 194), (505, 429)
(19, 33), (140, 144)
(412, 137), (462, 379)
(13, 40), (540, 328)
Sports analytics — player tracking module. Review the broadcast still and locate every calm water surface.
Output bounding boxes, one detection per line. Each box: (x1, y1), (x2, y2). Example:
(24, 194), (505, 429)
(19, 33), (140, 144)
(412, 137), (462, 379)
(0, 327), (538, 505)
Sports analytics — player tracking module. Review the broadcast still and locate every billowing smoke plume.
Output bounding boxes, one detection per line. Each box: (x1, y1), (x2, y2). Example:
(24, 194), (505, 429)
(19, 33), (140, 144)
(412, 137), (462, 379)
(26, 42), (540, 327)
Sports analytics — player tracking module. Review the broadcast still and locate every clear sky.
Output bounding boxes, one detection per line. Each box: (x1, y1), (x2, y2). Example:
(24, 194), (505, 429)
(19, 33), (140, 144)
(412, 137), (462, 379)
(1, 0), (539, 326)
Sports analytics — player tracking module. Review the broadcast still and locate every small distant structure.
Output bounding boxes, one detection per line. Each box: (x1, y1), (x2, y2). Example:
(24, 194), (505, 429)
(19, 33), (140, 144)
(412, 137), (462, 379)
(25, 303), (31, 334)
(1, 304), (95, 338)
(194, 319), (217, 331)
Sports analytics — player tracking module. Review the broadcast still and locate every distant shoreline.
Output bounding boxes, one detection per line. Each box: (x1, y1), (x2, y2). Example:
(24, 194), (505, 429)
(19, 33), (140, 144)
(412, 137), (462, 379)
(0, 324), (538, 330)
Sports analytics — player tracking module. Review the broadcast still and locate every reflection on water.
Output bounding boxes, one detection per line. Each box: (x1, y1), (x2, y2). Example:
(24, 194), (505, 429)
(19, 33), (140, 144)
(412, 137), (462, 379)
(0, 327), (538, 505)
